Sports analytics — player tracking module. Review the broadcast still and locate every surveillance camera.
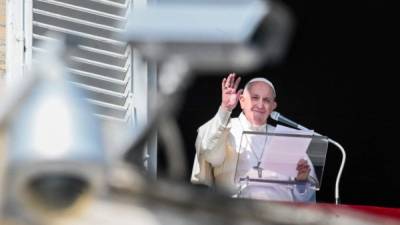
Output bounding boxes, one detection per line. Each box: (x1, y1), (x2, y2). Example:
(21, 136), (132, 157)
(123, 0), (293, 72)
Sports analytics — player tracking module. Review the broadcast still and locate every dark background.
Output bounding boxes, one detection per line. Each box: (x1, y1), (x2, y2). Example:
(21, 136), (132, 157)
(159, 0), (398, 207)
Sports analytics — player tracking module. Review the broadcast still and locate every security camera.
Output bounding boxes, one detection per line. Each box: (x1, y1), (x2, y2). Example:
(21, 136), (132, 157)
(123, 0), (293, 72)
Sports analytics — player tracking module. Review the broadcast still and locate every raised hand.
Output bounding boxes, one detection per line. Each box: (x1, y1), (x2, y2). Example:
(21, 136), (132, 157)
(295, 159), (311, 181)
(220, 73), (243, 111)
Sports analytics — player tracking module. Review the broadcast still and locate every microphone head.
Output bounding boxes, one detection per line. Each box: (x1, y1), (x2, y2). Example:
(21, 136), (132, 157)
(270, 111), (280, 121)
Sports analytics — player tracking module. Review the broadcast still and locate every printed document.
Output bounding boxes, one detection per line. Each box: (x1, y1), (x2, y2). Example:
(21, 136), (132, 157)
(260, 125), (314, 178)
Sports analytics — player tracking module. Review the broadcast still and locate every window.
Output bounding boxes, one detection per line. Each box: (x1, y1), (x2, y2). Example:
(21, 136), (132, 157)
(6, 0), (157, 176)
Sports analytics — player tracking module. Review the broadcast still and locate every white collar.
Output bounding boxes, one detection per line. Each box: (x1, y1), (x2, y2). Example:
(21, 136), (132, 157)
(238, 113), (267, 132)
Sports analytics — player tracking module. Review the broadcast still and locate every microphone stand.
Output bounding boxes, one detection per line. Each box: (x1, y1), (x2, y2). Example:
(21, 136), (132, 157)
(297, 127), (345, 205)
(326, 138), (346, 205)
(298, 124), (346, 204)
(272, 112), (346, 205)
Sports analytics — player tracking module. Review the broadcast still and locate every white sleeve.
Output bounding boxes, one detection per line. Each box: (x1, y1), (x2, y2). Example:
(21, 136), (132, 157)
(292, 155), (317, 202)
(196, 107), (231, 167)
(292, 182), (316, 202)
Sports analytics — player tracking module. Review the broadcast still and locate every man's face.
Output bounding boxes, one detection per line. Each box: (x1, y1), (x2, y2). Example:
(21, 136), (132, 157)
(239, 81), (277, 126)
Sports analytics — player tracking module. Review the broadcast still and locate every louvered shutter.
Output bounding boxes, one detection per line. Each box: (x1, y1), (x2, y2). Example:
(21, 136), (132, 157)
(31, 0), (133, 126)
(12, 0), (158, 175)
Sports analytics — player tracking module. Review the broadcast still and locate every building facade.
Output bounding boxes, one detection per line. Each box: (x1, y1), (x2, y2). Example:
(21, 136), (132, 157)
(0, 0), (5, 91)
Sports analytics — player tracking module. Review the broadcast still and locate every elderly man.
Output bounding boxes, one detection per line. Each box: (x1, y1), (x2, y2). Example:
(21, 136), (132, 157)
(191, 73), (316, 202)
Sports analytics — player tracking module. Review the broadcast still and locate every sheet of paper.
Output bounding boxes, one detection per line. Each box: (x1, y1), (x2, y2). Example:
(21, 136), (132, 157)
(260, 125), (314, 178)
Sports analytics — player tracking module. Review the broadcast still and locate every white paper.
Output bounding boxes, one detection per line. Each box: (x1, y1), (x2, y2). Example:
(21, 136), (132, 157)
(260, 125), (314, 178)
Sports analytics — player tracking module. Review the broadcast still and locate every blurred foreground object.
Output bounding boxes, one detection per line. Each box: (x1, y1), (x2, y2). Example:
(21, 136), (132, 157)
(124, 0), (293, 72)
(0, 40), (106, 224)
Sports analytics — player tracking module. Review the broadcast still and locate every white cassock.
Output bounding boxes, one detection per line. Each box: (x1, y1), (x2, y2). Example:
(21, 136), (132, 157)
(191, 107), (316, 202)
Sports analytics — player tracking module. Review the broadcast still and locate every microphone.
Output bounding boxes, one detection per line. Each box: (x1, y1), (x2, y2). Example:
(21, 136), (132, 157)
(269, 111), (347, 205)
(270, 111), (308, 130)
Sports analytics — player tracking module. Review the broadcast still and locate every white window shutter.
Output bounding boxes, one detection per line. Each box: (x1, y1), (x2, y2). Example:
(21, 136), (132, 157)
(12, 0), (159, 176)
(31, 0), (133, 125)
